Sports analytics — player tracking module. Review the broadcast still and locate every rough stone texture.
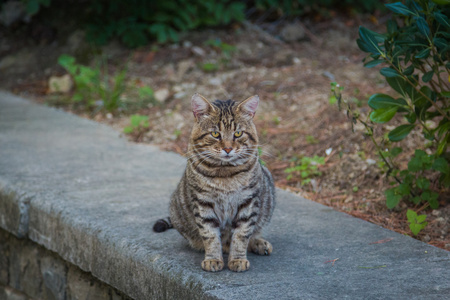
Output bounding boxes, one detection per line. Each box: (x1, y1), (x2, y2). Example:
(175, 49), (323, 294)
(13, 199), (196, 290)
(0, 229), (130, 300)
(0, 91), (450, 299)
(0, 285), (31, 300)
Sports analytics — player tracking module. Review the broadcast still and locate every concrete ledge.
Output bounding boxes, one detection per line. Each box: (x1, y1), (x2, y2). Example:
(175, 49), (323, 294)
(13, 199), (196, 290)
(1, 91), (449, 299)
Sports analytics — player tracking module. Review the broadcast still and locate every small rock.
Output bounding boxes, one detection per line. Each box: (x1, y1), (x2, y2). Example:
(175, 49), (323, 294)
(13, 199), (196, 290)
(174, 92), (186, 99)
(422, 234), (431, 242)
(322, 71), (335, 81)
(48, 74), (73, 93)
(154, 88), (170, 103)
(431, 210), (441, 217)
(293, 57), (301, 64)
(435, 217), (446, 225)
(191, 46), (206, 57)
(445, 244), (450, 249)
(280, 23), (306, 42)
(366, 158), (377, 165)
(309, 179), (318, 193)
(0, 1), (27, 26)
(209, 77), (222, 86)
(182, 40), (193, 48)
(176, 59), (194, 79)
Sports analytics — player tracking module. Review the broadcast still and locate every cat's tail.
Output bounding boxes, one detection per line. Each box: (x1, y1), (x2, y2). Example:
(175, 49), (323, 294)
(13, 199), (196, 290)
(153, 217), (173, 233)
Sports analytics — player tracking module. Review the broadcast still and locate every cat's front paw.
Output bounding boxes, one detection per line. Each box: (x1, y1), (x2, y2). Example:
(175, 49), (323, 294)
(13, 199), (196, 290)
(201, 259), (224, 272)
(228, 258), (250, 272)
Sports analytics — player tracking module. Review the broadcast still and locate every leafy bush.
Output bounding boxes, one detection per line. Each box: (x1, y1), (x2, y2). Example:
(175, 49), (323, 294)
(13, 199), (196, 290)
(123, 114), (150, 142)
(21, 0), (50, 15)
(406, 209), (428, 235)
(58, 54), (127, 112)
(58, 54), (155, 113)
(254, 0), (385, 16)
(199, 39), (237, 72)
(285, 155), (325, 185)
(86, 0), (246, 47)
(17, 0), (387, 48)
(344, 0), (450, 234)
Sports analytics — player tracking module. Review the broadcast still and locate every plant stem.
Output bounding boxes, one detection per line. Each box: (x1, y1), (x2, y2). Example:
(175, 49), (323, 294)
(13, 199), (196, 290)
(389, 62), (449, 121)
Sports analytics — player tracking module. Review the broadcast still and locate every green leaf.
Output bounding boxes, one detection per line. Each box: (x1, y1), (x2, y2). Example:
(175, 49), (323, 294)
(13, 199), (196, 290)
(416, 177), (430, 189)
(358, 26), (386, 56)
(436, 136), (449, 156)
(432, 157), (450, 174)
(26, 0), (40, 15)
(388, 124), (415, 141)
(370, 107), (398, 123)
(416, 215), (427, 223)
(410, 222), (427, 236)
(380, 67), (402, 78)
(406, 209), (428, 236)
(58, 54), (78, 75)
(364, 59), (384, 68)
(72, 93), (84, 102)
(406, 209), (417, 222)
(385, 188), (401, 209)
(405, 112), (417, 124)
(422, 71), (434, 83)
(385, 3), (417, 16)
(123, 126), (133, 134)
(138, 86), (154, 99)
(391, 147), (403, 157)
(397, 183), (410, 196)
(386, 77), (407, 96)
(403, 65), (414, 76)
(415, 48), (430, 59)
(415, 17), (430, 38)
(387, 19), (398, 35)
(434, 12), (450, 29)
(368, 94), (407, 109)
(433, 37), (448, 50)
(357, 39), (374, 53)
(441, 91), (450, 98)
(421, 190), (439, 209)
(412, 196), (421, 204)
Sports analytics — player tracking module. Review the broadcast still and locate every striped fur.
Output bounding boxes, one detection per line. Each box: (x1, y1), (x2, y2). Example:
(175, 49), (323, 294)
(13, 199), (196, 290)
(156, 94), (275, 272)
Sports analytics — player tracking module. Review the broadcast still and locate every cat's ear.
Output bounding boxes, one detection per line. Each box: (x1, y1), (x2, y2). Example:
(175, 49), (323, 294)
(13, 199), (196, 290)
(191, 93), (215, 121)
(237, 95), (259, 118)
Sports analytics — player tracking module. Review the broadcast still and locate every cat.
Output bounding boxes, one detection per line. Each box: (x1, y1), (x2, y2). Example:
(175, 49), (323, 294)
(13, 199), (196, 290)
(153, 93), (275, 272)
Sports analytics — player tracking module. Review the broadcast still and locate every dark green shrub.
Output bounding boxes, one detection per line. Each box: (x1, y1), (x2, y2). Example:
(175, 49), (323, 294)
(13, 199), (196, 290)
(85, 0), (246, 47)
(57, 54), (155, 113)
(355, 0), (449, 233)
(15, 0), (388, 48)
(20, 0), (50, 15)
(254, 0), (386, 16)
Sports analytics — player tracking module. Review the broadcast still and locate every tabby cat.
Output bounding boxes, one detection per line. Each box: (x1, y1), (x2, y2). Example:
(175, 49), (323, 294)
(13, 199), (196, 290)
(153, 93), (275, 272)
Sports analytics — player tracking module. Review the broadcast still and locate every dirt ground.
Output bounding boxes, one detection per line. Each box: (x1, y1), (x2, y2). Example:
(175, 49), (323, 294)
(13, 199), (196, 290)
(1, 14), (448, 250)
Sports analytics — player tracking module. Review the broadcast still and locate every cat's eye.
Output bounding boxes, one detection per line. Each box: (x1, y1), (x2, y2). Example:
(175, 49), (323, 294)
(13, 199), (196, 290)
(211, 131), (220, 138)
(234, 131), (243, 138)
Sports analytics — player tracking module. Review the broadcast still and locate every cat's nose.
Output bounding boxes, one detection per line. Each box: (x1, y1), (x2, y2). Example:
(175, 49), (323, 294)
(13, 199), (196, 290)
(223, 147), (233, 154)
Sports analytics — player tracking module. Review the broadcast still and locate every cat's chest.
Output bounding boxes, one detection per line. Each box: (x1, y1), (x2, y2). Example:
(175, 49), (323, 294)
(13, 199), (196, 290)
(211, 189), (253, 226)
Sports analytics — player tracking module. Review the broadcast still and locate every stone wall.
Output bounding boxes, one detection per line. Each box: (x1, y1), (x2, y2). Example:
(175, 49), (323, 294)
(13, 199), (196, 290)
(0, 229), (131, 300)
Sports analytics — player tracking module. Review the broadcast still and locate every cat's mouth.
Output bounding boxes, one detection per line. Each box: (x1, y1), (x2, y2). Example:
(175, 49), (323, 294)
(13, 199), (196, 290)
(218, 151), (238, 164)
(220, 154), (234, 161)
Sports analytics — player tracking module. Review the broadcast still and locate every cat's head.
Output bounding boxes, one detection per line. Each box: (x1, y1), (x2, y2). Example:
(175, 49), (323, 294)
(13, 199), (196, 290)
(189, 93), (259, 165)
